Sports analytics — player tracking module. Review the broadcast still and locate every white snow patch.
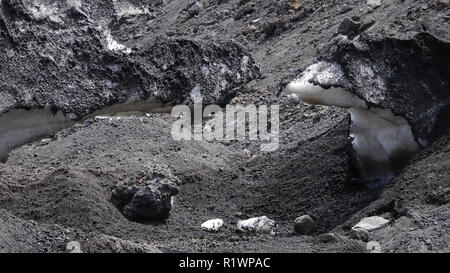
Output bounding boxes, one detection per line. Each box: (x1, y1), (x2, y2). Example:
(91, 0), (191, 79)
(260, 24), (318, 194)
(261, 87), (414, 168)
(352, 216), (389, 231)
(201, 219), (224, 232)
(237, 216), (276, 233)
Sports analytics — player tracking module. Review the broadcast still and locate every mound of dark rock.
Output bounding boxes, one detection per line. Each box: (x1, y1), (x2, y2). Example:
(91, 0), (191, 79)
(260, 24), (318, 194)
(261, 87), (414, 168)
(0, 0), (260, 117)
(0, 0), (260, 161)
(111, 164), (181, 221)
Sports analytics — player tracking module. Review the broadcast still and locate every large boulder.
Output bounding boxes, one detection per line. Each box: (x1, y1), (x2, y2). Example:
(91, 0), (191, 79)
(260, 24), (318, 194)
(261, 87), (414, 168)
(111, 164), (181, 221)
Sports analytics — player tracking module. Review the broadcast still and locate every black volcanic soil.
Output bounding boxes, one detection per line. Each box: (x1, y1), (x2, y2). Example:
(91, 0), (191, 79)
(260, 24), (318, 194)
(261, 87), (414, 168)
(0, 0), (449, 253)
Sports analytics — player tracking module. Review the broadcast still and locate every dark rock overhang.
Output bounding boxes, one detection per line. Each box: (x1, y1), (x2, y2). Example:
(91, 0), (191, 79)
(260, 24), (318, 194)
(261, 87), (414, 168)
(315, 32), (450, 146)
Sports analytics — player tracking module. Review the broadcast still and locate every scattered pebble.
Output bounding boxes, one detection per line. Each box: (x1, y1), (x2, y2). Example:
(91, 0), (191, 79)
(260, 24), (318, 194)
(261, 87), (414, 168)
(237, 216), (276, 233)
(231, 97), (240, 104)
(66, 241), (82, 253)
(294, 215), (316, 235)
(352, 216), (389, 231)
(201, 218), (224, 232)
(349, 228), (369, 242)
(242, 149), (252, 158)
(312, 112), (322, 123)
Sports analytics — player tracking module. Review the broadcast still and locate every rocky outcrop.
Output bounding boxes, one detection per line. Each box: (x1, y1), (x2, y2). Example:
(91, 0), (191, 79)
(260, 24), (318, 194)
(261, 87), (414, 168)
(285, 33), (450, 183)
(0, 0), (259, 116)
(316, 33), (450, 146)
(0, 0), (260, 161)
(111, 164), (181, 221)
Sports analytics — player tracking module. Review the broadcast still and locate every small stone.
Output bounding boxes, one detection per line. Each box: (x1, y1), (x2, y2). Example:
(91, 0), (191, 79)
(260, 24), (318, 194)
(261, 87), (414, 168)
(366, 241), (382, 253)
(201, 219), (224, 232)
(317, 233), (339, 243)
(242, 149), (252, 158)
(349, 228), (369, 242)
(243, 24), (258, 34)
(237, 216), (276, 233)
(312, 112), (322, 123)
(294, 215), (316, 235)
(352, 216), (389, 231)
(66, 241), (82, 253)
